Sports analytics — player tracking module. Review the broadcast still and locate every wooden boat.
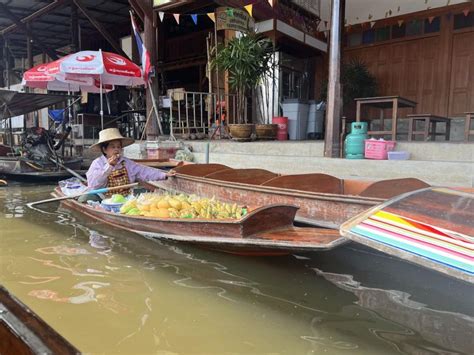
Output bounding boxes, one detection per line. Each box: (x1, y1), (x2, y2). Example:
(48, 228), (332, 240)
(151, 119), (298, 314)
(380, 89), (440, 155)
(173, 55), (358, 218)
(340, 187), (474, 283)
(0, 285), (78, 354)
(0, 156), (84, 181)
(151, 163), (430, 229)
(52, 187), (346, 255)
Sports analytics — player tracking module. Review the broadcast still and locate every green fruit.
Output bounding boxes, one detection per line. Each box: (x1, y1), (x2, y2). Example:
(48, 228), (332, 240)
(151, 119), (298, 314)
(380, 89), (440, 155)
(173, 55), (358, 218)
(112, 194), (126, 203)
(127, 208), (141, 215)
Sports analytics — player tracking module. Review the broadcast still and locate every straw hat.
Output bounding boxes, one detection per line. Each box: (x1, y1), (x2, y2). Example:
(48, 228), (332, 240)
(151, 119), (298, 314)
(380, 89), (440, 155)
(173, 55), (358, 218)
(90, 128), (134, 152)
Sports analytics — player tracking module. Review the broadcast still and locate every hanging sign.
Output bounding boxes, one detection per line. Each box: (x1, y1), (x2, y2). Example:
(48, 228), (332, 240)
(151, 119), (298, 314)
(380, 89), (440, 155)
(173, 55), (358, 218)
(215, 7), (255, 32)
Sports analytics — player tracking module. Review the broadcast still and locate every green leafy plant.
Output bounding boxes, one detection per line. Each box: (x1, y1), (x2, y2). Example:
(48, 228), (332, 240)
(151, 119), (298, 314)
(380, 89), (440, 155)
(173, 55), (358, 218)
(212, 33), (273, 124)
(320, 58), (377, 108)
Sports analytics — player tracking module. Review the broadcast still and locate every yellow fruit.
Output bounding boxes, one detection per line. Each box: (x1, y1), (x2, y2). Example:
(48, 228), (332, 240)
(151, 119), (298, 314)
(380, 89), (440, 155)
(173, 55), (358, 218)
(181, 201), (191, 210)
(139, 203), (151, 212)
(155, 208), (170, 218)
(157, 200), (170, 209)
(168, 198), (182, 210)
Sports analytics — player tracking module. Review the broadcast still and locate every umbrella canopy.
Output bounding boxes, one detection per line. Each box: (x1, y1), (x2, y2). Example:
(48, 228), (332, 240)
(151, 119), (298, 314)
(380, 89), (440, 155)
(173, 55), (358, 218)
(0, 89), (76, 120)
(26, 50), (145, 87)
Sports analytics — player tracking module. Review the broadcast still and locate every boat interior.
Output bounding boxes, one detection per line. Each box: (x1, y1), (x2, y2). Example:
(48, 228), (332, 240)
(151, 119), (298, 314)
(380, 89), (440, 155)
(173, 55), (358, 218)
(172, 163), (431, 199)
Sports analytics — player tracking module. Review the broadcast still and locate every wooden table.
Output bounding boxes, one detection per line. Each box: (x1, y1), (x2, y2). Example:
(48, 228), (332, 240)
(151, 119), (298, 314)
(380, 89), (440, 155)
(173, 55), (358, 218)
(355, 96), (417, 141)
(465, 112), (474, 142)
(407, 114), (451, 141)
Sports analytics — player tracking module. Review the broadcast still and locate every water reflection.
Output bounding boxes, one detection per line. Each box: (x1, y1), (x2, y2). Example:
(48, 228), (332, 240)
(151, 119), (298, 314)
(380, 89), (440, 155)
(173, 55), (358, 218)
(1, 183), (473, 354)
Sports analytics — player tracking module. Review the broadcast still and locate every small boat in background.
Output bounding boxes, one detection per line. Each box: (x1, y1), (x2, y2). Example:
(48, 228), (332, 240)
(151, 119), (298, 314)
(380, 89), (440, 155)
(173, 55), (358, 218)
(340, 187), (474, 283)
(152, 163), (430, 229)
(52, 186), (345, 256)
(0, 285), (79, 354)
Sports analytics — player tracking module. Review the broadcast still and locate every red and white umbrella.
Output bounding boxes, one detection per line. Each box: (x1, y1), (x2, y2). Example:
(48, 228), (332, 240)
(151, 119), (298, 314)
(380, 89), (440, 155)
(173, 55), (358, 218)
(22, 50), (144, 128)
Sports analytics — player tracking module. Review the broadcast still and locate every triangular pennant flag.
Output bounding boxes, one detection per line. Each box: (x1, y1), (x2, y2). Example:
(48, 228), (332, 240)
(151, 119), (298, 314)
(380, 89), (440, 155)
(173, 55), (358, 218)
(268, 0), (274, 7)
(398, 19), (404, 27)
(428, 16), (435, 24)
(207, 12), (215, 23)
(244, 4), (253, 17)
(462, 8), (470, 17)
(226, 8), (234, 17)
(191, 14), (198, 25)
(158, 12), (164, 22)
(173, 13), (180, 24)
(370, 21), (376, 28)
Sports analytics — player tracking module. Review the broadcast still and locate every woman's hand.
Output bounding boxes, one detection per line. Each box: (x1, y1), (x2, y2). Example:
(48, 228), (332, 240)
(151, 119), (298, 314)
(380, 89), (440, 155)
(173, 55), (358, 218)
(166, 170), (176, 178)
(108, 153), (120, 166)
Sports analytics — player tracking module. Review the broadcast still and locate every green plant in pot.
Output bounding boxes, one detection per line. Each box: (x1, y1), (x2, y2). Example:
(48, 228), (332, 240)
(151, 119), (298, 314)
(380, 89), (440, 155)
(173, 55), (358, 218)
(320, 58), (377, 121)
(212, 33), (274, 140)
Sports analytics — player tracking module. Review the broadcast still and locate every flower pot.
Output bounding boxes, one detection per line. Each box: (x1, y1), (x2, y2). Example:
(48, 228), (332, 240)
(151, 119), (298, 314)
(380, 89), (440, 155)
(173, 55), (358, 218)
(255, 124), (278, 140)
(229, 124), (254, 141)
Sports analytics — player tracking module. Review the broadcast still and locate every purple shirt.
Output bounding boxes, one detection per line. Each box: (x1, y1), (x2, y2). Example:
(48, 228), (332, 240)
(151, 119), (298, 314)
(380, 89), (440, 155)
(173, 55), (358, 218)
(86, 155), (167, 190)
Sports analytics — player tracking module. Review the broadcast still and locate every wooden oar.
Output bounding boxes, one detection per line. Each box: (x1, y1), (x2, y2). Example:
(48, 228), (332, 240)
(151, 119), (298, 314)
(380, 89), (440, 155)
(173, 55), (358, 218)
(26, 182), (138, 208)
(48, 156), (86, 183)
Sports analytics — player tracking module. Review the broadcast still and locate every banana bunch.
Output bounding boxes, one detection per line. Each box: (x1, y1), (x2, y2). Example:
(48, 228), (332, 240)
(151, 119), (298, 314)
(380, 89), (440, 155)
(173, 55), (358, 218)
(119, 192), (247, 220)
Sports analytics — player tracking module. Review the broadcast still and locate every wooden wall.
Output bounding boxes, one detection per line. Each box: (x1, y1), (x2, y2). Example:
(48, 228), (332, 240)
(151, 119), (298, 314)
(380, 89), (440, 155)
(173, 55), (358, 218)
(343, 6), (474, 117)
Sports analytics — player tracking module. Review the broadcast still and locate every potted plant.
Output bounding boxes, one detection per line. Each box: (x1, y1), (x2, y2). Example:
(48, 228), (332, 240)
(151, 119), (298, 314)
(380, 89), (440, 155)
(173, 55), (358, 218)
(320, 58), (378, 118)
(212, 33), (274, 140)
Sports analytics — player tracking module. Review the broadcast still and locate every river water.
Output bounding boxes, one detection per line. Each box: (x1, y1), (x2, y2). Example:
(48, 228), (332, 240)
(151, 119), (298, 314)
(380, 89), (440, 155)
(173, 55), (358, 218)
(1, 182), (473, 354)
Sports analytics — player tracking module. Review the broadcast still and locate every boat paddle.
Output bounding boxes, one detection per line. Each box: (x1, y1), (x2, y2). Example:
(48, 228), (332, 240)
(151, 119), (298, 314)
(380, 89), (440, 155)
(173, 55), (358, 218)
(26, 182), (138, 208)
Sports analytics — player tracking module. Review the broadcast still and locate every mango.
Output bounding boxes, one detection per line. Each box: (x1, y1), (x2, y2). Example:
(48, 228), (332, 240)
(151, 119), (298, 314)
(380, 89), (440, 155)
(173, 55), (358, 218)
(157, 200), (170, 209)
(168, 198), (182, 210)
(127, 208), (141, 216)
(155, 208), (170, 218)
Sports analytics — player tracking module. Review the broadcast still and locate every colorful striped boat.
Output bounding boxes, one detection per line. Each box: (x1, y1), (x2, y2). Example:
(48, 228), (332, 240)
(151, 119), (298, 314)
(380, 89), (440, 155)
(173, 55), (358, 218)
(340, 187), (474, 283)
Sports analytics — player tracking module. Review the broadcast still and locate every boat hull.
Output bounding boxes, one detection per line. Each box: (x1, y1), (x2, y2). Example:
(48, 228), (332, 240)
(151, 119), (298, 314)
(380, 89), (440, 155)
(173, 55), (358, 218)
(0, 157), (83, 181)
(340, 187), (474, 283)
(53, 188), (346, 255)
(153, 176), (381, 229)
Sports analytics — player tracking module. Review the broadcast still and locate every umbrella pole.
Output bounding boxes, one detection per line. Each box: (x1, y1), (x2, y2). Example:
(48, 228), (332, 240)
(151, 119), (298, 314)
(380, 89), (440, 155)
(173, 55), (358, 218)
(100, 75), (103, 129)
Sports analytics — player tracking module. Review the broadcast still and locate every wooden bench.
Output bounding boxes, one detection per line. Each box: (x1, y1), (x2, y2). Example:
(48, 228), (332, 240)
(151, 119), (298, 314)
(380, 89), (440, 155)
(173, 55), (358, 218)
(465, 112), (474, 142)
(407, 114), (450, 141)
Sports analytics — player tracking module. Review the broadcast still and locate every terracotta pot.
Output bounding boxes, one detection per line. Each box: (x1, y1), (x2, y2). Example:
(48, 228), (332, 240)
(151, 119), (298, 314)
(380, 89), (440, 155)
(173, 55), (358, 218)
(255, 124), (278, 140)
(229, 124), (254, 139)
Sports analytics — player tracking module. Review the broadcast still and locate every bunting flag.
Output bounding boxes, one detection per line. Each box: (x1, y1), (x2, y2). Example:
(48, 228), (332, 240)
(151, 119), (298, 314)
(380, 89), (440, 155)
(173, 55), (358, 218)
(244, 4), (253, 17)
(268, 0), (274, 7)
(226, 8), (234, 17)
(397, 19), (404, 27)
(207, 12), (215, 23)
(158, 12), (164, 22)
(428, 16), (435, 24)
(370, 21), (376, 28)
(463, 8), (470, 17)
(191, 14), (198, 25)
(173, 13), (180, 24)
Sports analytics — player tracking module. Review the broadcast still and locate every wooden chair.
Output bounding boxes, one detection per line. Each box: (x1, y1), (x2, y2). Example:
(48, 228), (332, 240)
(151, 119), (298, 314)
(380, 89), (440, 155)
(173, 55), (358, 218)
(407, 114), (450, 141)
(465, 112), (474, 142)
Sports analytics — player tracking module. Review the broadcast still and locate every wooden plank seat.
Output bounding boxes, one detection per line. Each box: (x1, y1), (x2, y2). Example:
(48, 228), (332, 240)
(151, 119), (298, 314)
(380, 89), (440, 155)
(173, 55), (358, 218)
(465, 112), (474, 142)
(407, 114), (451, 141)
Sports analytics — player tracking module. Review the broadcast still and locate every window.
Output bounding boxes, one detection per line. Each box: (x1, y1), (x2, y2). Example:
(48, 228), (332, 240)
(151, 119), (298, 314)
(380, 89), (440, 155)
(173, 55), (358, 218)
(375, 26), (390, 42)
(406, 20), (423, 36)
(454, 12), (474, 30)
(424, 17), (440, 33)
(362, 29), (375, 44)
(348, 32), (362, 47)
(392, 24), (406, 39)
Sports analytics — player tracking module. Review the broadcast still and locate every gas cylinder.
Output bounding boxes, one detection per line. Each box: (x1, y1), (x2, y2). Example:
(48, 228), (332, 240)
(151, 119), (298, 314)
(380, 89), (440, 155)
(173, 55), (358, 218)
(344, 122), (368, 159)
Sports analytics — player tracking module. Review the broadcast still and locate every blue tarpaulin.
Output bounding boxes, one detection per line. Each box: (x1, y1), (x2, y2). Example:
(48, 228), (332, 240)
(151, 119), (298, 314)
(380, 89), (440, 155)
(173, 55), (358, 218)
(49, 109), (65, 122)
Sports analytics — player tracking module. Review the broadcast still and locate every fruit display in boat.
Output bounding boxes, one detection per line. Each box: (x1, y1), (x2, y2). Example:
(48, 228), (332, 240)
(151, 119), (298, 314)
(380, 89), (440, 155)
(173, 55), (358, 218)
(119, 192), (247, 220)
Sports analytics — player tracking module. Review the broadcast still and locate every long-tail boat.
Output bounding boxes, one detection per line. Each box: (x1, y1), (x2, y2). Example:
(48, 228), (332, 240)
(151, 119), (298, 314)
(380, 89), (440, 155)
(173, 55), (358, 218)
(340, 187), (474, 283)
(52, 187), (345, 256)
(150, 163), (430, 229)
(0, 285), (79, 354)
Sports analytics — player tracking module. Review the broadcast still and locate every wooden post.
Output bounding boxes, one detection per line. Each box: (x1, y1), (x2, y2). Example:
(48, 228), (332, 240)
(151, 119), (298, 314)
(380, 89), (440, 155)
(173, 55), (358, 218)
(144, 12), (159, 139)
(70, 3), (79, 53)
(324, 0), (345, 158)
(3, 39), (9, 89)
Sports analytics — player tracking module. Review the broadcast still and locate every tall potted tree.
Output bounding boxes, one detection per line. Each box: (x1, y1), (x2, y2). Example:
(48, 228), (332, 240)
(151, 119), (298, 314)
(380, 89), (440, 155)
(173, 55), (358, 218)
(212, 33), (274, 140)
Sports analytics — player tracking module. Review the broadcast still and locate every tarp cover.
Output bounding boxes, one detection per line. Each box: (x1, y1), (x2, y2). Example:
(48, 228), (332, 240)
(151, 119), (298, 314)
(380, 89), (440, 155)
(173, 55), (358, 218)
(0, 89), (75, 120)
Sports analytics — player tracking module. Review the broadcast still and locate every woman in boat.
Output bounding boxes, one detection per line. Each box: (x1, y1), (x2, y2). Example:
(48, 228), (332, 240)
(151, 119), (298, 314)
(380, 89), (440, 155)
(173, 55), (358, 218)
(80, 128), (174, 202)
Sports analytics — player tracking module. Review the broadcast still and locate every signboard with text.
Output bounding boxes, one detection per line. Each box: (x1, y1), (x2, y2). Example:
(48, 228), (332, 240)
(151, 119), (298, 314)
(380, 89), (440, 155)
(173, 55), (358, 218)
(216, 7), (254, 32)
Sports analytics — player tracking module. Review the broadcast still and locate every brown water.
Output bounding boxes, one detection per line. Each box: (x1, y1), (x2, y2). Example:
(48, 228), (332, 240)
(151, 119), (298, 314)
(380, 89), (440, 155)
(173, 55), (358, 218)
(1, 183), (473, 354)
